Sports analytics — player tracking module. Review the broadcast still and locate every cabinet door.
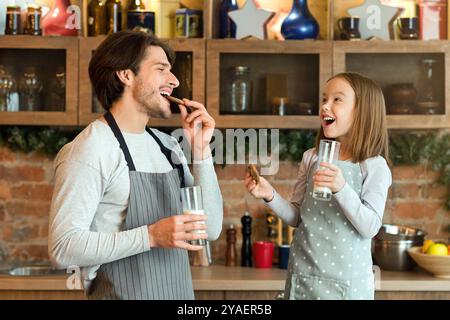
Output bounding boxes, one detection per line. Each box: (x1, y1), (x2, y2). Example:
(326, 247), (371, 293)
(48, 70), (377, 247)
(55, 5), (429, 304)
(0, 36), (78, 125)
(333, 40), (450, 129)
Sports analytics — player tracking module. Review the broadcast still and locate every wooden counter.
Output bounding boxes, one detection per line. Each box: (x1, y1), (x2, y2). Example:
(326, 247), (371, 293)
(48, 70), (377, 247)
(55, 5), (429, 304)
(1, 265), (450, 299)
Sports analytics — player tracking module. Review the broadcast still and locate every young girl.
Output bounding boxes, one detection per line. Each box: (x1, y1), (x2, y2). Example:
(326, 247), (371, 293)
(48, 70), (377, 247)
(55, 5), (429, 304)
(245, 72), (392, 300)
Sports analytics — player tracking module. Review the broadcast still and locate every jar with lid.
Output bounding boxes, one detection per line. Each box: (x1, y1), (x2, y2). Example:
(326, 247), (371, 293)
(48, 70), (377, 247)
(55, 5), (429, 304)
(224, 66), (253, 114)
(24, 5), (42, 35)
(5, 5), (21, 35)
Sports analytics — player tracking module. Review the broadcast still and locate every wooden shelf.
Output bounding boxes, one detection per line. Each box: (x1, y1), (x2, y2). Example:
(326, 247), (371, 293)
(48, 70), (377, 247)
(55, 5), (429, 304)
(207, 39), (332, 129)
(333, 40), (450, 129)
(0, 34), (449, 129)
(0, 36), (78, 126)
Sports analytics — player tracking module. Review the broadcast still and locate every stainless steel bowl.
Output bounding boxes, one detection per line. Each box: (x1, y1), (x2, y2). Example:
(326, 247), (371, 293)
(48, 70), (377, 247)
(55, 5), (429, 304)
(372, 224), (427, 271)
(375, 224), (427, 242)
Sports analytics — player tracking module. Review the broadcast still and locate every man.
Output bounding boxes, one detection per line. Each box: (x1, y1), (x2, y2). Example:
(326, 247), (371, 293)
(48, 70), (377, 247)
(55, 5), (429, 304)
(48, 30), (223, 300)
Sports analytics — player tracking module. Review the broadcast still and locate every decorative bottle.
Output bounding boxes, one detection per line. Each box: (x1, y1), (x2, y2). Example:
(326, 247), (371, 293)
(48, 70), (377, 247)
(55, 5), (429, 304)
(105, 0), (122, 34)
(88, 0), (106, 36)
(281, 0), (319, 40)
(42, 0), (78, 36)
(219, 0), (238, 38)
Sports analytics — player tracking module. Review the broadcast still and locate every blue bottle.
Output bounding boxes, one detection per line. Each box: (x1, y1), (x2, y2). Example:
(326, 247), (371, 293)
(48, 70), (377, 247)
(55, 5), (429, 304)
(219, 0), (238, 38)
(281, 0), (319, 40)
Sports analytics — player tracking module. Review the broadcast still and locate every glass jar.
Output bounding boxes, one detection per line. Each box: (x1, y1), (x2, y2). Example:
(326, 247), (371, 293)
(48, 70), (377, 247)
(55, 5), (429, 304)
(0, 65), (18, 112)
(5, 5), (21, 35)
(24, 5), (42, 35)
(18, 67), (42, 111)
(272, 97), (289, 116)
(417, 59), (440, 114)
(226, 66), (252, 114)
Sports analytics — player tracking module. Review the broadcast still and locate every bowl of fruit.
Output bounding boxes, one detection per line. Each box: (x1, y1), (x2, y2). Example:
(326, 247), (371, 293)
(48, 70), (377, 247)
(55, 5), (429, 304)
(408, 240), (450, 279)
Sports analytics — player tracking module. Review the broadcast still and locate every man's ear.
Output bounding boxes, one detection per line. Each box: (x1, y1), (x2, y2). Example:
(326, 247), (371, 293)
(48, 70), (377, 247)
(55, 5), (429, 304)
(116, 69), (134, 86)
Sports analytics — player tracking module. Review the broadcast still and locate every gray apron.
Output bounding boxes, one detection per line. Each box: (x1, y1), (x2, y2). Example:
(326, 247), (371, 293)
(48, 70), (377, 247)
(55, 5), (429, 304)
(88, 111), (194, 300)
(285, 160), (374, 300)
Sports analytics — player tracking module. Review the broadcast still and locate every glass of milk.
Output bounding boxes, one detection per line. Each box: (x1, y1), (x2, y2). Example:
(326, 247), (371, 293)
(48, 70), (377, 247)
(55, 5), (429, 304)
(180, 186), (207, 246)
(312, 139), (340, 201)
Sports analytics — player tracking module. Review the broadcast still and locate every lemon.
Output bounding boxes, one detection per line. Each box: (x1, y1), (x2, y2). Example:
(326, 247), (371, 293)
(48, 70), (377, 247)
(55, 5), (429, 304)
(422, 239), (434, 253)
(426, 243), (449, 256)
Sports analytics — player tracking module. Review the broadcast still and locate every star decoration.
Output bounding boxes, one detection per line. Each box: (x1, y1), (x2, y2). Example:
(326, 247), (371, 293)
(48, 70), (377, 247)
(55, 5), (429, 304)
(347, 0), (402, 40)
(228, 0), (274, 40)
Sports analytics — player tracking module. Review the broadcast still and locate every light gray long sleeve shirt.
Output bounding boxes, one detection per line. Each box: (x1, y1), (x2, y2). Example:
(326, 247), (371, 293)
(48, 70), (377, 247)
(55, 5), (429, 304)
(48, 120), (223, 284)
(266, 148), (391, 239)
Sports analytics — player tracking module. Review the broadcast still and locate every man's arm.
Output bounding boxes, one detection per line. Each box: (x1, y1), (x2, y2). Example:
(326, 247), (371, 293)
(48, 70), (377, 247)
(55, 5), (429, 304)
(178, 99), (224, 241)
(48, 160), (150, 269)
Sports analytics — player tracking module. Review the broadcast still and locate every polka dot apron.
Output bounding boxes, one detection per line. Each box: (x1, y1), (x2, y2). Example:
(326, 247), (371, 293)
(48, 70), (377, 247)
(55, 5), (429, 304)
(284, 160), (374, 300)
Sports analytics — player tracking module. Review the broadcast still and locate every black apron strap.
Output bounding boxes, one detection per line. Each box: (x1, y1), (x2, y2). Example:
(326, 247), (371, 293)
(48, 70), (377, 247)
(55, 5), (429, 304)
(146, 128), (186, 188)
(104, 111), (136, 171)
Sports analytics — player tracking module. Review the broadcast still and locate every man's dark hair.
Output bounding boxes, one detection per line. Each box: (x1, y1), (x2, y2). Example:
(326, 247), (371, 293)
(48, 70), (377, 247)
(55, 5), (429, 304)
(88, 30), (175, 110)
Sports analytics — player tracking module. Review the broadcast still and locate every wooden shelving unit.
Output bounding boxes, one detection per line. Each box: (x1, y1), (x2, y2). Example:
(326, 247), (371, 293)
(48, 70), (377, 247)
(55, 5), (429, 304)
(207, 39), (331, 129)
(333, 40), (450, 129)
(0, 1), (449, 129)
(0, 35), (78, 126)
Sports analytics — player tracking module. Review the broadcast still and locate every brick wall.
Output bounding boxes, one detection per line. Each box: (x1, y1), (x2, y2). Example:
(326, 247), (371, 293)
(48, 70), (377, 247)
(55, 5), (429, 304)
(0, 146), (448, 265)
(0, 148), (53, 263)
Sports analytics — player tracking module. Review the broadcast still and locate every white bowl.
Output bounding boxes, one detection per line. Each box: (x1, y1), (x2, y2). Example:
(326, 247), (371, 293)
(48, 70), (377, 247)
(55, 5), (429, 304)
(408, 246), (450, 279)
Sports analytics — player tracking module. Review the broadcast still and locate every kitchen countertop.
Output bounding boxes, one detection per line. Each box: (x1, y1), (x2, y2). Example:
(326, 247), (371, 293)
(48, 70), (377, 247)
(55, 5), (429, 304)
(1, 265), (450, 292)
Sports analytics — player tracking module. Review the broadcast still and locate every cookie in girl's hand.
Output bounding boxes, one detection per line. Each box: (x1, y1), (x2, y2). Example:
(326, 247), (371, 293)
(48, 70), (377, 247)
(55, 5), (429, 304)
(247, 164), (260, 184)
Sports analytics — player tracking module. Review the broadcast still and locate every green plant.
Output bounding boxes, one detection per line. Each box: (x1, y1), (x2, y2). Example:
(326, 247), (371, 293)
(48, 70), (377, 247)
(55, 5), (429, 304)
(389, 132), (437, 165)
(389, 131), (450, 225)
(0, 126), (80, 156)
(279, 130), (316, 161)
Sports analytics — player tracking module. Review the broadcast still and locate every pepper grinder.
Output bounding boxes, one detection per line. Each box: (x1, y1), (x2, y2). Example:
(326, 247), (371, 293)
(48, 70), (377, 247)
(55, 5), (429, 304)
(225, 224), (237, 267)
(241, 212), (252, 267)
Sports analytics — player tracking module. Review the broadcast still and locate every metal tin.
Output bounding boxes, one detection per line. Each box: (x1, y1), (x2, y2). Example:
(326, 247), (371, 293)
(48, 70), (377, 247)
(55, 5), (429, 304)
(5, 6), (21, 35)
(127, 10), (155, 34)
(175, 8), (202, 38)
(24, 5), (42, 36)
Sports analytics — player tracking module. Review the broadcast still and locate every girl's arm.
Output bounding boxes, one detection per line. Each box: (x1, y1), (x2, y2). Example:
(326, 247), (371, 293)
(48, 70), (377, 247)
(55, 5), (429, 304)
(333, 157), (392, 239)
(264, 149), (314, 227)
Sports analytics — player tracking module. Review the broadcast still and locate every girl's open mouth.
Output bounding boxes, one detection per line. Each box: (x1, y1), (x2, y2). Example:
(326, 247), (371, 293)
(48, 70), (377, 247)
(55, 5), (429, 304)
(323, 116), (336, 127)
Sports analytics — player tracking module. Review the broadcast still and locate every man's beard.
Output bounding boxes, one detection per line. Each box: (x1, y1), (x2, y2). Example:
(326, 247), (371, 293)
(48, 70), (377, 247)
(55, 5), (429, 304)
(133, 79), (171, 119)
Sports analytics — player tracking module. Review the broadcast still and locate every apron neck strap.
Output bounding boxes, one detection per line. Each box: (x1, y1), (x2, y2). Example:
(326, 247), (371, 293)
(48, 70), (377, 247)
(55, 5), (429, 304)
(146, 128), (186, 188)
(104, 111), (136, 171)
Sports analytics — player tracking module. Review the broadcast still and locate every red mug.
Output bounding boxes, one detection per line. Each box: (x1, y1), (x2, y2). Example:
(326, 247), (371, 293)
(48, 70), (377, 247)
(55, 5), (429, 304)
(253, 241), (274, 268)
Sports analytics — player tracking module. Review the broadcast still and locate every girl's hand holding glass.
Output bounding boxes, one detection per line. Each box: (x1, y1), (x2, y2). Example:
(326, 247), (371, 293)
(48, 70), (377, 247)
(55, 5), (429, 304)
(312, 162), (346, 194)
